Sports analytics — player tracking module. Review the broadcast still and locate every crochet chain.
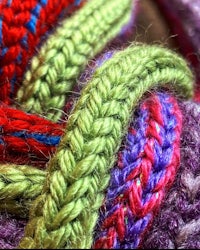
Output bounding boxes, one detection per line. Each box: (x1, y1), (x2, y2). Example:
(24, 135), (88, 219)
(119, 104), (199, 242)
(18, 45), (193, 249)
(17, 0), (133, 122)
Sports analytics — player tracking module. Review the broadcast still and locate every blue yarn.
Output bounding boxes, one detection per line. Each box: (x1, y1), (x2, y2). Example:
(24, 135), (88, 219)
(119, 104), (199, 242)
(11, 131), (61, 146)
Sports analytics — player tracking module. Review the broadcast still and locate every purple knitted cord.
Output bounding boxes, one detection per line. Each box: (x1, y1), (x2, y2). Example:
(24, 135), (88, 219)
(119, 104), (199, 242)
(0, 214), (26, 249)
(1, 99), (200, 249)
(142, 100), (200, 249)
(93, 92), (182, 249)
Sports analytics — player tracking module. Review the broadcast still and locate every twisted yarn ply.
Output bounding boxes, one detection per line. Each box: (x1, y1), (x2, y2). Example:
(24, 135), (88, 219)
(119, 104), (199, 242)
(17, 0), (134, 122)
(142, 100), (200, 249)
(93, 92), (182, 249)
(18, 45), (193, 249)
(0, 51), (117, 168)
(0, 0), (84, 104)
(0, 95), (199, 249)
(0, 105), (64, 167)
(0, 1), (198, 249)
(0, 164), (45, 216)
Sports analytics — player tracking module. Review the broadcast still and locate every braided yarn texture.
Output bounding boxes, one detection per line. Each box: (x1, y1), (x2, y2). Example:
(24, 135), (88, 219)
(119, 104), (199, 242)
(1, 97), (199, 249)
(17, 0), (134, 122)
(93, 92), (182, 249)
(0, 164), (45, 216)
(142, 100), (200, 249)
(18, 45), (193, 249)
(0, 105), (64, 167)
(0, 0), (83, 104)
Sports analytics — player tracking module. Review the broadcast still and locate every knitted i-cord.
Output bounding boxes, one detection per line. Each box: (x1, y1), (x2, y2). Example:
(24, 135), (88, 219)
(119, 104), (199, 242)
(0, 164), (45, 217)
(17, 0), (134, 122)
(142, 100), (200, 249)
(0, 52), (115, 168)
(0, 0), (84, 104)
(0, 105), (64, 167)
(0, 92), (181, 216)
(18, 45), (193, 249)
(0, 96), (199, 249)
(93, 92), (182, 249)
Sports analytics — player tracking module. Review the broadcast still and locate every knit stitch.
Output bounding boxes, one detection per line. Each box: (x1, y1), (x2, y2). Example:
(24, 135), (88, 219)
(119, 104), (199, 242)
(0, 0), (83, 104)
(18, 45), (193, 249)
(142, 100), (200, 249)
(0, 105), (64, 167)
(0, 164), (45, 216)
(1, 95), (199, 249)
(93, 92), (182, 249)
(17, 0), (134, 121)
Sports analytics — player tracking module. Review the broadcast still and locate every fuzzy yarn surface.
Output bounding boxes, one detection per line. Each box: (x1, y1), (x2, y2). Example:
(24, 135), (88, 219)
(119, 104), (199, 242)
(93, 92), (182, 249)
(18, 45), (193, 249)
(142, 100), (200, 249)
(17, 0), (134, 121)
(0, 0), (84, 104)
(0, 1), (198, 249)
(1, 96), (200, 249)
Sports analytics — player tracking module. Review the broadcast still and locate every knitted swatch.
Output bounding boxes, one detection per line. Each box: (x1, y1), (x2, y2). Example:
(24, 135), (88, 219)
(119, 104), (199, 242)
(93, 92), (182, 249)
(142, 100), (200, 249)
(18, 45), (193, 249)
(0, 0), (84, 104)
(16, 0), (134, 121)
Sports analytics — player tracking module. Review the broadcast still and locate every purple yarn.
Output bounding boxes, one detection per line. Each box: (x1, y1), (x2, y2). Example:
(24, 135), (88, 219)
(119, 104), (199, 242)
(168, 0), (200, 52)
(0, 213), (26, 249)
(93, 92), (181, 249)
(142, 100), (200, 249)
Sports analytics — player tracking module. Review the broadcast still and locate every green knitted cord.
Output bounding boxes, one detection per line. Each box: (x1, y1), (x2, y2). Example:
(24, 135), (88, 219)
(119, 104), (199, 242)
(0, 164), (45, 216)
(17, 0), (133, 122)
(18, 45), (193, 249)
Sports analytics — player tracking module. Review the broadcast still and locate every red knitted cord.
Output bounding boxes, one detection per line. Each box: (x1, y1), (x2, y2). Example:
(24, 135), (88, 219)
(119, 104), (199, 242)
(0, 104), (64, 167)
(0, 0), (84, 104)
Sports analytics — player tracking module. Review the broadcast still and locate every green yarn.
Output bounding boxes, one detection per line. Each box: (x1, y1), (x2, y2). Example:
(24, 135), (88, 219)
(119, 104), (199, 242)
(17, 0), (133, 122)
(18, 45), (193, 249)
(0, 165), (45, 216)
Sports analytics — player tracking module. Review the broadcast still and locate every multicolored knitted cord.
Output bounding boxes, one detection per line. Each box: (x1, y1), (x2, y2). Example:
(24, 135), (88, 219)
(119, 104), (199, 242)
(0, 52), (115, 167)
(0, 0), (84, 104)
(18, 45), (193, 249)
(1, 97), (199, 249)
(0, 105), (64, 167)
(93, 92), (182, 249)
(142, 100), (200, 249)
(17, 0), (134, 122)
